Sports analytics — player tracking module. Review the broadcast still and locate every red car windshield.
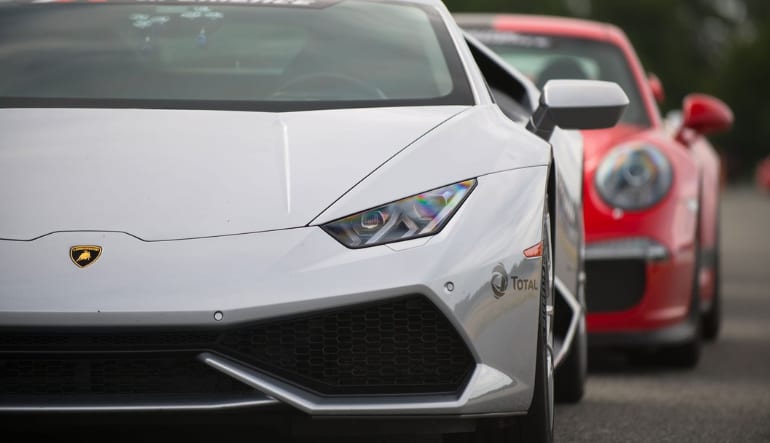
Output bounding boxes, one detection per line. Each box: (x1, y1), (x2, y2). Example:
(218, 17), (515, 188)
(470, 30), (650, 128)
(0, 1), (473, 112)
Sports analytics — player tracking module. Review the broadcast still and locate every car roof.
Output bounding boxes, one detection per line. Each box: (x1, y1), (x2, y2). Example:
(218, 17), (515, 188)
(454, 13), (628, 45)
(456, 13), (663, 128)
(7, 0), (448, 6)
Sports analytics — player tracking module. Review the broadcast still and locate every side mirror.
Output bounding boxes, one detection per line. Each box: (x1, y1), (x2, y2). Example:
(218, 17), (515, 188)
(527, 80), (629, 140)
(682, 93), (733, 136)
(648, 73), (665, 104)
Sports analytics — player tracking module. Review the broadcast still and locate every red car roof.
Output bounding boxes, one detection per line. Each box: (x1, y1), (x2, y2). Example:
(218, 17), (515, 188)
(458, 13), (627, 45)
(456, 13), (661, 129)
(496, 15), (617, 40)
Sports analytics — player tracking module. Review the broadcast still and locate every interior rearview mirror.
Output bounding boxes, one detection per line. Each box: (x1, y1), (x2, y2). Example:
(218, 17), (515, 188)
(527, 80), (629, 141)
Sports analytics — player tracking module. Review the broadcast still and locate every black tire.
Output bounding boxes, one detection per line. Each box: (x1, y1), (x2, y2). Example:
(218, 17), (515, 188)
(517, 210), (555, 442)
(555, 235), (587, 404)
(517, 297), (554, 442)
(554, 312), (586, 403)
(702, 218), (722, 341)
(701, 281), (721, 340)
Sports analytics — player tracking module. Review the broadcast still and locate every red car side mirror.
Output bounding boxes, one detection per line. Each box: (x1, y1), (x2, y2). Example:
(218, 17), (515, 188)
(682, 93), (733, 136)
(648, 73), (665, 104)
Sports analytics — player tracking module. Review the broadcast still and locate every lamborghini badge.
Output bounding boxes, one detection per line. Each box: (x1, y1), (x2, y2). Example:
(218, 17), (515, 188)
(70, 245), (102, 268)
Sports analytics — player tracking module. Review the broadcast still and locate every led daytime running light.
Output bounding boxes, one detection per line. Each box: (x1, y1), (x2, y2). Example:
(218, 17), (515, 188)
(322, 179), (476, 248)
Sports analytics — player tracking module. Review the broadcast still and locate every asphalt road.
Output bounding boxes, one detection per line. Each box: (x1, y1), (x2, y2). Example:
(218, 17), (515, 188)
(554, 187), (770, 442)
(6, 188), (770, 442)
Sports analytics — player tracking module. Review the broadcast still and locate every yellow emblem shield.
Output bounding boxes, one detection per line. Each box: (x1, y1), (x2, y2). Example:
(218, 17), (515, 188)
(70, 245), (102, 268)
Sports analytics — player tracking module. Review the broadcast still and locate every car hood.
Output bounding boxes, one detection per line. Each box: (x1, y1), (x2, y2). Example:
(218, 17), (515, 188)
(0, 106), (466, 241)
(581, 124), (645, 158)
(581, 123), (653, 173)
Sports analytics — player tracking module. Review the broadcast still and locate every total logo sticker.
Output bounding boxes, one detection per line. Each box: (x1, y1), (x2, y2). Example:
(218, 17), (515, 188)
(491, 264), (539, 299)
(511, 276), (539, 291)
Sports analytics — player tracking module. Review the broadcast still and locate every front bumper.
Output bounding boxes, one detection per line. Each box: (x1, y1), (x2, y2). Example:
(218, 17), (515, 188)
(582, 156), (699, 340)
(585, 236), (696, 335)
(0, 167), (548, 415)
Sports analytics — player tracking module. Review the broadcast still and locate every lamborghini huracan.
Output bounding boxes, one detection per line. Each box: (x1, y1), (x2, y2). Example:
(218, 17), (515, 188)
(0, 1), (626, 440)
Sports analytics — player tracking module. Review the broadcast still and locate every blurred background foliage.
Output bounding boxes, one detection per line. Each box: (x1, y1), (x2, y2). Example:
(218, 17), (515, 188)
(446, 0), (768, 181)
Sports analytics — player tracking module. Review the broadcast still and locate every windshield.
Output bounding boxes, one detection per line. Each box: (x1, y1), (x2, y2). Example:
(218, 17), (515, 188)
(0, 1), (473, 111)
(469, 30), (649, 127)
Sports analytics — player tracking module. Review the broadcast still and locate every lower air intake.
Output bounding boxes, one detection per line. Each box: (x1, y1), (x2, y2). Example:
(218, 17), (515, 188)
(0, 353), (255, 397)
(0, 296), (475, 397)
(222, 296), (475, 396)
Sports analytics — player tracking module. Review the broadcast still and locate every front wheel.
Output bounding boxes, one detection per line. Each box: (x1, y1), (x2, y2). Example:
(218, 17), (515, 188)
(517, 208), (555, 442)
(472, 207), (555, 443)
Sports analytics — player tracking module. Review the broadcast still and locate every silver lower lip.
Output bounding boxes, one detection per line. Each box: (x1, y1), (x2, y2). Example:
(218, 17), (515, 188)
(199, 353), (518, 417)
(0, 395), (279, 413)
(585, 237), (669, 261)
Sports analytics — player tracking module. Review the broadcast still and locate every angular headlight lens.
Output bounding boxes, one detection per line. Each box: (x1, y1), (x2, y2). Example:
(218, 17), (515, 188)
(322, 179), (476, 248)
(595, 144), (672, 210)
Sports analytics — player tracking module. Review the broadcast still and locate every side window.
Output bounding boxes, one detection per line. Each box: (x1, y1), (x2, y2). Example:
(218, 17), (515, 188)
(465, 37), (532, 123)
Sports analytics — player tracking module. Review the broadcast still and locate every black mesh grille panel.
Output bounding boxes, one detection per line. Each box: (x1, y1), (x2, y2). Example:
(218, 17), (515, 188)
(0, 353), (254, 397)
(0, 332), (220, 350)
(221, 296), (474, 395)
(586, 259), (647, 313)
(0, 296), (474, 397)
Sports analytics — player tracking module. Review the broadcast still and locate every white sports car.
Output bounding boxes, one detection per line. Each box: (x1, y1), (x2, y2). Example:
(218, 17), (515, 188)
(0, 0), (626, 440)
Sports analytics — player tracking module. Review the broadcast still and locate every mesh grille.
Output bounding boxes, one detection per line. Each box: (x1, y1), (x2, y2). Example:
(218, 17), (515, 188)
(586, 259), (647, 313)
(0, 296), (474, 396)
(0, 353), (254, 396)
(221, 296), (474, 395)
(0, 332), (219, 349)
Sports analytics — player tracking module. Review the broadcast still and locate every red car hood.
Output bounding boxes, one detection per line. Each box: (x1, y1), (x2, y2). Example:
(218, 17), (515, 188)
(581, 124), (646, 167)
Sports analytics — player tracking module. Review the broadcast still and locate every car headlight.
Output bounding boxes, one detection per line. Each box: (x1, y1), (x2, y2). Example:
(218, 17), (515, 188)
(322, 179), (476, 248)
(595, 144), (672, 210)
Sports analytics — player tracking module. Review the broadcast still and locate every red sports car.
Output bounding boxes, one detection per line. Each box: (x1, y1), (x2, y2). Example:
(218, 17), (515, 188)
(456, 14), (733, 367)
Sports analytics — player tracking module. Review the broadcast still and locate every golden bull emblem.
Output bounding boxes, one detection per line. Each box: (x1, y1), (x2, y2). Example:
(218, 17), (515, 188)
(70, 245), (102, 268)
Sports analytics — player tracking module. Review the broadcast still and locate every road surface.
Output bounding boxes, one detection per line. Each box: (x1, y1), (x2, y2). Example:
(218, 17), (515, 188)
(555, 187), (770, 442)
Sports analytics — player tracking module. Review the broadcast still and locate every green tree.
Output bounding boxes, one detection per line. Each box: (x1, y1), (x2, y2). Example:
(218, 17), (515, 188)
(712, 3), (770, 177)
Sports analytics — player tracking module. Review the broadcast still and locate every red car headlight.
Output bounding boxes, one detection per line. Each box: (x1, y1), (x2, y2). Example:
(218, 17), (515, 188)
(595, 143), (672, 210)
